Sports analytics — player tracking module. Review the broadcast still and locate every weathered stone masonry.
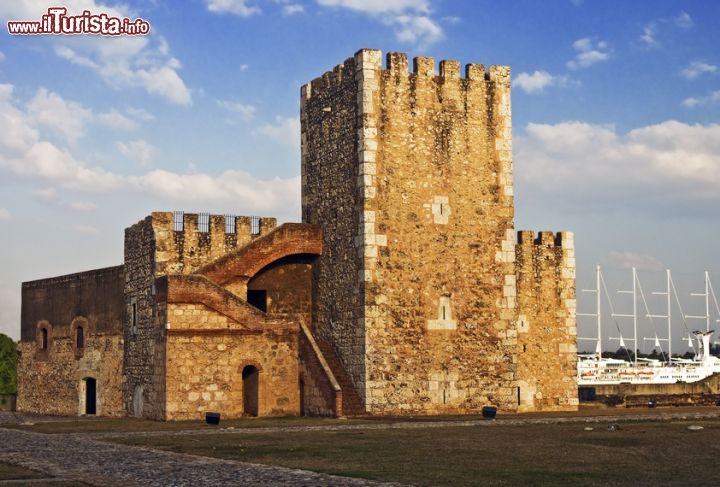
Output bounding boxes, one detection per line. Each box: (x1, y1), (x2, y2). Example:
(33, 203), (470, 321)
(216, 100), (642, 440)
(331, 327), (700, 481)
(18, 48), (577, 419)
(302, 49), (576, 415)
(123, 213), (315, 420)
(516, 231), (578, 411)
(18, 266), (124, 416)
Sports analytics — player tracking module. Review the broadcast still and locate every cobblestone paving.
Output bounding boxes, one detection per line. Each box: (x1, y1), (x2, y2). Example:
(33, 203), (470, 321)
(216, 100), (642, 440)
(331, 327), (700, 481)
(0, 413), (405, 487)
(2, 408), (720, 486)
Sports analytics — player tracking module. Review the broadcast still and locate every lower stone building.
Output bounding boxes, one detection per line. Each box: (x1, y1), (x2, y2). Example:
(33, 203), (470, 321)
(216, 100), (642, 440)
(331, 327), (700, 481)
(18, 214), (329, 420)
(17, 49), (578, 420)
(18, 266), (125, 416)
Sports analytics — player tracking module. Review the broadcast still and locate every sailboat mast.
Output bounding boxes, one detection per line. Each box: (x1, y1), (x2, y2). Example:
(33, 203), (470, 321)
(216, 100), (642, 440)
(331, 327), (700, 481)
(633, 267), (638, 365)
(597, 265), (601, 357)
(705, 271), (710, 333)
(667, 269), (672, 361)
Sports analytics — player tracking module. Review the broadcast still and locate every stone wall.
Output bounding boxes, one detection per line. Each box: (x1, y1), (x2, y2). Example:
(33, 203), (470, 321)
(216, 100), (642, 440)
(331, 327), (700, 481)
(302, 49), (519, 414)
(122, 215), (316, 419)
(17, 335), (124, 416)
(163, 276), (300, 419)
(247, 259), (313, 325)
(301, 56), (366, 399)
(124, 215), (166, 419)
(17, 266), (124, 416)
(123, 212), (280, 419)
(151, 212), (277, 276)
(298, 326), (341, 417)
(515, 231), (577, 411)
(165, 328), (299, 420)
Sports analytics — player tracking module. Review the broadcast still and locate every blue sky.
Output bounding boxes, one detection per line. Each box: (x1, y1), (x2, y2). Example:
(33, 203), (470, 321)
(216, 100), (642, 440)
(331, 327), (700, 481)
(1, 0), (719, 347)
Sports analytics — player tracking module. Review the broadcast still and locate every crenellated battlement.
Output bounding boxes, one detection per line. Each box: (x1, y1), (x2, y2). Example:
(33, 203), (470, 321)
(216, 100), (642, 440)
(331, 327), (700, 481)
(301, 48), (510, 101)
(515, 230), (576, 305)
(125, 212), (277, 277)
(517, 230), (574, 249)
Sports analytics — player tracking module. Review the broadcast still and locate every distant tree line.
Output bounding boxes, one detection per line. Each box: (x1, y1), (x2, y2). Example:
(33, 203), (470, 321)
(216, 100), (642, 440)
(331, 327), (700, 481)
(0, 334), (17, 394)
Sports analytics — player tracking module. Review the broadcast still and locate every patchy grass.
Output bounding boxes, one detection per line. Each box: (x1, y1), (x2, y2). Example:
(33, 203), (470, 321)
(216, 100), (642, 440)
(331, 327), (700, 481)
(0, 461), (46, 480)
(5, 410), (720, 486)
(0, 461), (91, 486)
(2, 415), (368, 434)
(108, 419), (720, 486)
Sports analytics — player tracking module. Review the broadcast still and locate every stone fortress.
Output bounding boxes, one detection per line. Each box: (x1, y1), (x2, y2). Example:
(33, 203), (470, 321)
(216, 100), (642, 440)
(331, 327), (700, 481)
(17, 49), (578, 420)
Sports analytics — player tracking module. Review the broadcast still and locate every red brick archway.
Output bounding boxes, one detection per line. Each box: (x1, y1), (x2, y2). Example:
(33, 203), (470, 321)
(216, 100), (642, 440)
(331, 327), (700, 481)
(198, 223), (322, 285)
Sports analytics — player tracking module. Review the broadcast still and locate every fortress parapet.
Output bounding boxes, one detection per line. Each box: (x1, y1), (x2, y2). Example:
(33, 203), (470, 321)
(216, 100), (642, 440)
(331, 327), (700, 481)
(515, 230), (577, 412)
(125, 212), (276, 277)
(301, 49), (510, 99)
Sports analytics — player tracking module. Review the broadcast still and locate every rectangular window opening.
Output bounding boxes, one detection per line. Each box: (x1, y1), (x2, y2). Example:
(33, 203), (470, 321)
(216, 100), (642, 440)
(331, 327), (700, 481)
(131, 302), (138, 334)
(225, 214), (236, 234)
(250, 216), (261, 236)
(173, 211), (184, 232)
(247, 289), (267, 313)
(76, 327), (84, 349)
(198, 212), (210, 233)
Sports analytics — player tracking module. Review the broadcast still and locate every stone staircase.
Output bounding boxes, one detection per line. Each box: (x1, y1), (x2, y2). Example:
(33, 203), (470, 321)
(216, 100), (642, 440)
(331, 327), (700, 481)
(312, 336), (367, 417)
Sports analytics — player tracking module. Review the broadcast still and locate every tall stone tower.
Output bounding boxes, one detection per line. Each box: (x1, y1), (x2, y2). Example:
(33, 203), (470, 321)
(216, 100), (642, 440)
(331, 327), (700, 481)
(301, 49), (576, 415)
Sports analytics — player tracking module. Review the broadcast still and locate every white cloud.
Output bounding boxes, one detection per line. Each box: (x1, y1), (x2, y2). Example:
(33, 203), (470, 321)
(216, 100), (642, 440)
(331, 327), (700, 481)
(567, 38), (611, 70)
(681, 61), (717, 80)
(32, 187), (58, 201)
(317, 0), (442, 48)
(683, 91), (720, 109)
(27, 88), (92, 145)
(217, 99), (257, 122)
(72, 224), (98, 234)
(254, 116), (300, 148)
(317, 0), (430, 14)
(129, 170), (301, 215)
(0, 84), (40, 156)
(0, 208), (11, 222)
(515, 120), (720, 209)
(639, 23), (658, 47)
(390, 15), (443, 47)
(68, 201), (97, 211)
(0, 51), (5, 62)
(205, 0), (261, 16)
(126, 107), (155, 122)
(1, 3), (191, 106)
(513, 70), (571, 94)
(0, 84), (122, 191)
(282, 4), (304, 15)
(97, 109), (138, 131)
(116, 140), (156, 167)
(674, 11), (694, 29)
(602, 251), (665, 272)
(0, 82), (299, 217)
(640, 11), (694, 48)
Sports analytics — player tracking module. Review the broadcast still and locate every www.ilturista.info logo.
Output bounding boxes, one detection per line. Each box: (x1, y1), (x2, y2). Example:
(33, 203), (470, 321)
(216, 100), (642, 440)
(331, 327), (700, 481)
(7, 7), (151, 36)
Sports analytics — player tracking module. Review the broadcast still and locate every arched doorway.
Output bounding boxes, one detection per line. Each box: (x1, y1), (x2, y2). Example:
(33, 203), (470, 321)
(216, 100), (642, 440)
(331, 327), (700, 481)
(242, 365), (259, 416)
(84, 378), (97, 415)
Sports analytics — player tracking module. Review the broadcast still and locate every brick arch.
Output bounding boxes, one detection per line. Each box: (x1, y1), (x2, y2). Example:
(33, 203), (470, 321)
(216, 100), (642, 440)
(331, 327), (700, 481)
(198, 223), (322, 286)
